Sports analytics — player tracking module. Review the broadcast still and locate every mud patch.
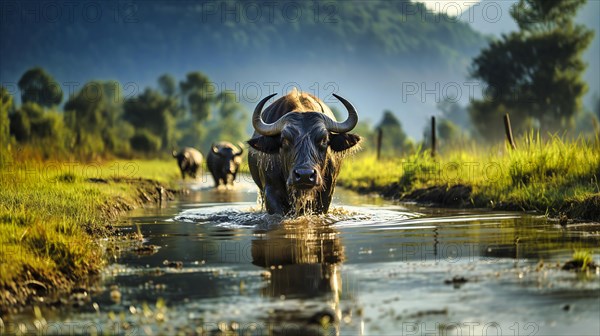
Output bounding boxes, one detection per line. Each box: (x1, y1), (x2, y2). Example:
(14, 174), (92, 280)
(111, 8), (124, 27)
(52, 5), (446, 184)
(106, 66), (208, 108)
(401, 184), (473, 207)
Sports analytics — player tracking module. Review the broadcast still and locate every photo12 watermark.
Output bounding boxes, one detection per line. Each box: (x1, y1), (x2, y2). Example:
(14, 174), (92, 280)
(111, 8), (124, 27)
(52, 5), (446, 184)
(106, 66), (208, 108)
(401, 81), (538, 105)
(0, 1), (139, 24)
(198, 1), (339, 24)
(400, 321), (540, 336)
(0, 80), (345, 105)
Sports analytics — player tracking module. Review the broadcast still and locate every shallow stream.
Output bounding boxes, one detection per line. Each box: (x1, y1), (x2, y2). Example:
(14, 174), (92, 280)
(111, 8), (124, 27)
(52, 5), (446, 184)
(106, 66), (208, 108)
(4, 175), (599, 335)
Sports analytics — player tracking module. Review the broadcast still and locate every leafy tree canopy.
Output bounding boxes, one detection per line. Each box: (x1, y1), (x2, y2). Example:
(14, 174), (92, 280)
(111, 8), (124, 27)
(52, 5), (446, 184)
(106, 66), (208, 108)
(1, 87), (13, 158)
(469, 0), (593, 140)
(17, 67), (63, 107)
(376, 110), (412, 156)
(158, 74), (177, 97)
(181, 71), (213, 122)
(123, 88), (180, 151)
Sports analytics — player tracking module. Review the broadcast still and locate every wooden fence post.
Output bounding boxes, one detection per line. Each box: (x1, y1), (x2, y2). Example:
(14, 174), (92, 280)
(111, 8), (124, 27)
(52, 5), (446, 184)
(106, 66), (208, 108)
(431, 116), (436, 158)
(376, 127), (382, 161)
(503, 113), (517, 150)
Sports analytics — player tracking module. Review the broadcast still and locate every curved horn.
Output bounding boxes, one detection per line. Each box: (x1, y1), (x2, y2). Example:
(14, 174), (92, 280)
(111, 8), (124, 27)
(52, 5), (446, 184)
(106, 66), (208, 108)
(323, 94), (359, 133)
(235, 142), (244, 155)
(211, 143), (219, 154)
(252, 93), (288, 136)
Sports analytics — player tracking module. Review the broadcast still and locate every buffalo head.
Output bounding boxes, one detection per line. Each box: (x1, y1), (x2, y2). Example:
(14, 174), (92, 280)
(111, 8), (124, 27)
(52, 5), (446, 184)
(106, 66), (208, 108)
(248, 93), (361, 193)
(210, 142), (244, 176)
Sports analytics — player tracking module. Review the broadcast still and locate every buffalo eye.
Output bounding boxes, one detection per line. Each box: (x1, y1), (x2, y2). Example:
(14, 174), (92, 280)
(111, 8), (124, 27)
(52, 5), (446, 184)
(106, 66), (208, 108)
(318, 136), (329, 150)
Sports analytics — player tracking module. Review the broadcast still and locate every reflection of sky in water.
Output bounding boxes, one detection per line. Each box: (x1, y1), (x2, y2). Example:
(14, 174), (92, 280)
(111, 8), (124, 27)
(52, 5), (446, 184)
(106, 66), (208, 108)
(6, 175), (599, 335)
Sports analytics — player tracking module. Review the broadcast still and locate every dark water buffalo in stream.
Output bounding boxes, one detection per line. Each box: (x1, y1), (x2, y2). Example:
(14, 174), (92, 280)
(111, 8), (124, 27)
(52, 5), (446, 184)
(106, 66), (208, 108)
(172, 147), (203, 179)
(247, 89), (361, 215)
(206, 141), (244, 187)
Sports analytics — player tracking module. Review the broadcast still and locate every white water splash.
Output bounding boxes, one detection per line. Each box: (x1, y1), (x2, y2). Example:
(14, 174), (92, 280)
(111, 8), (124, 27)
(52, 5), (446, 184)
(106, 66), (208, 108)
(173, 203), (422, 230)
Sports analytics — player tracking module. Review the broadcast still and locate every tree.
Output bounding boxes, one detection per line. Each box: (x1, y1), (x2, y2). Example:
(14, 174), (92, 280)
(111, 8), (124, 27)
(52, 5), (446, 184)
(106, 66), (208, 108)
(352, 120), (376, 152)
(18, 67), (63, 107)
(178, 121), (205, 149)
(64, 81), (132, 155)
(376, 110), (412, 156)
(123, 88), (180, 151)
(180, 71), (213, 122)
(202, 91), (248, 150)
(437, 99), (470, 132)
(1, 87), (13, 137)
(9, 102), (72, 156)
(130, 129), (162, 154)
(422, 118), (463, 151)
(158, 74), (177, 97)
(1, 87), (13, 161)
(437, 119), (461, 144)
(510, 0), (587, 32)
(469, 0), (593, 140)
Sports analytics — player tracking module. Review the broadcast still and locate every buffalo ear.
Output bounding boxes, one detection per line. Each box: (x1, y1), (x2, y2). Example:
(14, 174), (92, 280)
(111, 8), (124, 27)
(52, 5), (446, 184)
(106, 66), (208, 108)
(247, 136), (281, 154)
(330, 133), (361, 152)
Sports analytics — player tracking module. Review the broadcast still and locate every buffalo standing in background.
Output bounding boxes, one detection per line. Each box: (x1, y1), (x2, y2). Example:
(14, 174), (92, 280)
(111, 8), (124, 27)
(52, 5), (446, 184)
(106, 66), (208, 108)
(172, 147), (203, 179)
(206, 142), (244, 187)
(247, 89), (361, 215)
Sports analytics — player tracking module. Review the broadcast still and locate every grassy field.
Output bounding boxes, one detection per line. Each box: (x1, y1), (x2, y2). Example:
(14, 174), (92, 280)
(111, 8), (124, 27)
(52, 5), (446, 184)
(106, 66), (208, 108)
(1, 134), (598, 309)
(338, 134), (600, 220)
(0, 159), (181, 310)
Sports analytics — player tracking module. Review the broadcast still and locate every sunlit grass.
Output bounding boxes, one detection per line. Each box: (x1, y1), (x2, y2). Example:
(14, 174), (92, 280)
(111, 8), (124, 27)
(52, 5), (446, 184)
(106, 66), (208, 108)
(110, 159), (181, 184)
(339, 133), (600, 215)
(572, 250), (594, 271)
(0, 159), (180, 293)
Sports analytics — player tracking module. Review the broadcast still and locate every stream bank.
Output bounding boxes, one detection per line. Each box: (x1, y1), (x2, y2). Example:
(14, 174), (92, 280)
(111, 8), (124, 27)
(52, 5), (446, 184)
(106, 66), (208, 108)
(0, 174), (178, 314)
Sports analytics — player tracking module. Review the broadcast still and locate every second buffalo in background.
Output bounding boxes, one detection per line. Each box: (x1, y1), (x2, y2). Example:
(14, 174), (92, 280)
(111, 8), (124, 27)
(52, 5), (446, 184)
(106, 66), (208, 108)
(206, 142), (244, 187)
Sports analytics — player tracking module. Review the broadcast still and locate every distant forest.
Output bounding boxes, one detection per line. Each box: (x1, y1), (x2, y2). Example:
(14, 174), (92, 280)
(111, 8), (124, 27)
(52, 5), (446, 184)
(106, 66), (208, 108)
(0, 0), (489, 85)
(1, 0), (598, 162)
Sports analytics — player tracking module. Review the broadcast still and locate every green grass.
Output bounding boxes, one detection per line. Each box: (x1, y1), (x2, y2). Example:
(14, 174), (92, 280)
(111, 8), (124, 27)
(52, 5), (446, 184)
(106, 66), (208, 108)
(571, 250), (594, 271)
(339, 134), (600, 218)
(0, 159), (180, 304)
(111, 159), (181, 184)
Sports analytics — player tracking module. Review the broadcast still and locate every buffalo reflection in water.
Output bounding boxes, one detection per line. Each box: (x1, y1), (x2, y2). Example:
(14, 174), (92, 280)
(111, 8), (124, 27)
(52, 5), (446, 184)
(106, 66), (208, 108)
(251, 221), (346, 336)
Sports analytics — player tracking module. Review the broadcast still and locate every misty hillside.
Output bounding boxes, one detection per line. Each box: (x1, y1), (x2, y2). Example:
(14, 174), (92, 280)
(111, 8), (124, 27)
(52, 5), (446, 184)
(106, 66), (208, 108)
(1, 1), (487, 78)
(2, 0), (483, 138)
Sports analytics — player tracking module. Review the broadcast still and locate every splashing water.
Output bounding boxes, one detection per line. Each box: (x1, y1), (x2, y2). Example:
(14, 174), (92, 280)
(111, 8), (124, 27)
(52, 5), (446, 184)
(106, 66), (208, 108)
(174, 200), (418, 233)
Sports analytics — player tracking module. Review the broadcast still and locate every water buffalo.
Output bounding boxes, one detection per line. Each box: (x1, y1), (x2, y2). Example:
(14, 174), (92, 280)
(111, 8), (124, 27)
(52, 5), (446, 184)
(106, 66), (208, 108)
(172, 147), (203, 179)
(206, 141), (244, 187)
(247, 89), (361, 215)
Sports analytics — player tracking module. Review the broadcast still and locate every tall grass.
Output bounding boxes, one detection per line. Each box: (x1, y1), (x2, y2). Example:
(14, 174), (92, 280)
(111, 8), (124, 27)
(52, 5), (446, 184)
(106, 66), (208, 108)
(339, 133), (600, 214)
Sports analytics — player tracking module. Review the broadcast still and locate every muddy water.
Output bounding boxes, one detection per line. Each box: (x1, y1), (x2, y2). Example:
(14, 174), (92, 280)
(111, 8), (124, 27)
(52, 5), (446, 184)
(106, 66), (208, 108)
(4, 175), (600, 335)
